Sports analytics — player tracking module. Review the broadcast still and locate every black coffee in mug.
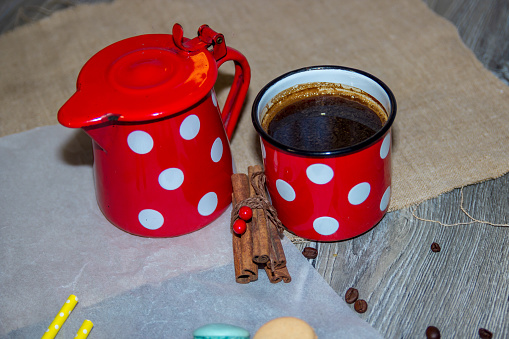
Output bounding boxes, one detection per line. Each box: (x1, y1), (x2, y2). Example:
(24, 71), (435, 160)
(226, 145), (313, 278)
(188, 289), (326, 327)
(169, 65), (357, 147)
(261, 82), (387, 151)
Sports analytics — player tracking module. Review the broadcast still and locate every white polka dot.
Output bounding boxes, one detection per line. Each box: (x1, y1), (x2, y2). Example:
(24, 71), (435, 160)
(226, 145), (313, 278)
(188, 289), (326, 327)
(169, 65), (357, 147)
(180, 114), (200, 140)
(66, 300), (70, 304)
(380, 186), (391, 211)
(276, 179), (296, 202)
(211, 91), (218, 107)
(83, 329), (88, 334)
(127, 130), (154, 154)
(380, 133), (391, 159)
(59, 312), (64, 317)
(138, 209), (164, 230)
(313, 216), (339, 235)
(306, 164), (334, 184)
(211, 137), (223, 163)
(348, 182), (371, 205)
(158, 168), (184, 190)
(198, 192), (218, 216)
(55, 325), (59, 330)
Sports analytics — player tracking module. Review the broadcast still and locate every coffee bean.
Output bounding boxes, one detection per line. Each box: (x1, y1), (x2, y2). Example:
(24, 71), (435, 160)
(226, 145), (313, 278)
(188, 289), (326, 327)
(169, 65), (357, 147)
(430, 242), (441, 252)
(478, 328), (493, 339)
(344, 288), (359, 304)
(354, 299), (368, 313)
(302, 247), (318, 259)
(425, 326), (441, 339)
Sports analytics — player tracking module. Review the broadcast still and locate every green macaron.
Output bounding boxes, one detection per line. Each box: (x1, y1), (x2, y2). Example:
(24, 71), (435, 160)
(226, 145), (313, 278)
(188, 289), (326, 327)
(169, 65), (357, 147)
(193, 323), (250, 339)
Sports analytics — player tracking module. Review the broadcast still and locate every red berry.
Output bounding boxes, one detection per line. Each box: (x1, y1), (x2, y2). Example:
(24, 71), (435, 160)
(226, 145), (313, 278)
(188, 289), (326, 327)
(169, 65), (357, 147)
(232, 219), (247, 235)
(238, 206), (253, 221)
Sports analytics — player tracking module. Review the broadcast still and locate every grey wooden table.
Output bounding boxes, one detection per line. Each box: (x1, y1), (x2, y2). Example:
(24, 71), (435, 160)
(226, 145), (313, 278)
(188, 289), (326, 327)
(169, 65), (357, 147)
(1, 0), (508, 338)
(294, 1), (509, 337)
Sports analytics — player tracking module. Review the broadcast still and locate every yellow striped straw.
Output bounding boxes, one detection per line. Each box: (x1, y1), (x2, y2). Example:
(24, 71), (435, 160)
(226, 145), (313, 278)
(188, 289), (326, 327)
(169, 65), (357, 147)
(75, 319), (94, 339)
(41, 294), (78, 339)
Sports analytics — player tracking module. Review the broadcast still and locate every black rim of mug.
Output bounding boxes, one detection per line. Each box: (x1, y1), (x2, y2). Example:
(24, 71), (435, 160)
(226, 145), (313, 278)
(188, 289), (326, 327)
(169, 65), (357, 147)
(251, 65), (397, 157)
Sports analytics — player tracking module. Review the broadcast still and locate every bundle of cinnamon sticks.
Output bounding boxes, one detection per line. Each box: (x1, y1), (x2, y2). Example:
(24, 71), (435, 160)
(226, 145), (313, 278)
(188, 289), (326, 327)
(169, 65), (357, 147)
(231, 165), (291, 284)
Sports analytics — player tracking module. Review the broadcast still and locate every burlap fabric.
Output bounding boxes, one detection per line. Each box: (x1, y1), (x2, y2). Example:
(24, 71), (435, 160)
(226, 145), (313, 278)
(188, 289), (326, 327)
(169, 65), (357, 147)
(1, 0), (508, 211)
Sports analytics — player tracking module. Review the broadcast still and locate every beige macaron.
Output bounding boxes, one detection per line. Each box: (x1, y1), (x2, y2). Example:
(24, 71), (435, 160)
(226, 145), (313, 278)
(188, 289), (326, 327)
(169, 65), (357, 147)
(253, 317), (317, 339)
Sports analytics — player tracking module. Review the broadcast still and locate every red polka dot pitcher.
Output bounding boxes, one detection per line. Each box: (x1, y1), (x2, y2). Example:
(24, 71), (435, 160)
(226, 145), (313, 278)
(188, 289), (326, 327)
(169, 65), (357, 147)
(58, 24), (251, 237)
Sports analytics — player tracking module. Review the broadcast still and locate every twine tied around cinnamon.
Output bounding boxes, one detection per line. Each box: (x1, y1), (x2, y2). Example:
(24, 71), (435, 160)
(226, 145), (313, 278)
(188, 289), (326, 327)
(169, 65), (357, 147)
(230, 167), (291, 284)
(230, 170), (285, 234)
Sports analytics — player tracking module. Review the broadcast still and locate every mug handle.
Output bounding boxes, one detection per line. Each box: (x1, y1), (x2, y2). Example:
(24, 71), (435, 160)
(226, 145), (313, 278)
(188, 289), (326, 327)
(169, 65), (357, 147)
(215, 47), (251, 140)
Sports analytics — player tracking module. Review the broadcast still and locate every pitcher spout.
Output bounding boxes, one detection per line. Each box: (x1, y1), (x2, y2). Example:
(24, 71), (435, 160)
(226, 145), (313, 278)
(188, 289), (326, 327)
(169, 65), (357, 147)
(58, 91), (115, 152)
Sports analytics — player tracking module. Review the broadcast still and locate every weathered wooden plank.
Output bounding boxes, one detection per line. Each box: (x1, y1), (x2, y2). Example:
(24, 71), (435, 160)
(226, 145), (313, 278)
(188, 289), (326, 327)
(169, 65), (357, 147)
(296, 174), (509, 337)
(0, 0), (111, 35)
(423, 0), (509, 84)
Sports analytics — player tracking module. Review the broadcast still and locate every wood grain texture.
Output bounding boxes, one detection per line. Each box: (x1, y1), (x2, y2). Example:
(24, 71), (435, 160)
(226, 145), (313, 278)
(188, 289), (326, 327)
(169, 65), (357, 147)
(0, 0), (111, 34)
(296, 176), (509, 337)
(423, 0), (509, 85)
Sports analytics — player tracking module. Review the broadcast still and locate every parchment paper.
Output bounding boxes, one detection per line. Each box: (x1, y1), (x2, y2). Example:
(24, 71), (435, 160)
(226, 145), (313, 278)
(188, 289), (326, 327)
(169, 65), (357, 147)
(0, 125), (381, 338)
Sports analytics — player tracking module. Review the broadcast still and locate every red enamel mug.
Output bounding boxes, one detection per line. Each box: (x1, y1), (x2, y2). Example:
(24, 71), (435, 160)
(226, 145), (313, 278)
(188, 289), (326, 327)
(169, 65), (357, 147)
(252, 66), (396, 241)
(58, 24), (250, 237)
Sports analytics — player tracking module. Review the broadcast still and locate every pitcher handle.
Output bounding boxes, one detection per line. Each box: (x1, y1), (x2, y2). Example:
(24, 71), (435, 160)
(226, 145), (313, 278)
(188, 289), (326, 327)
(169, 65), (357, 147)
(216, 47), (251, 140)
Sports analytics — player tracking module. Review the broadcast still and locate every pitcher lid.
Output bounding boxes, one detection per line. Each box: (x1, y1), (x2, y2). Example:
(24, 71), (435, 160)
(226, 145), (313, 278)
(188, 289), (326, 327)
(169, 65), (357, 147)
(58, 24), (224, 128)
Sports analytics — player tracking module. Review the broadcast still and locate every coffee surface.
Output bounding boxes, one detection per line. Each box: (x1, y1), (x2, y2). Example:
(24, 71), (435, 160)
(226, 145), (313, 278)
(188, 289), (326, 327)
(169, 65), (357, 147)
(265, 93), (384, 151)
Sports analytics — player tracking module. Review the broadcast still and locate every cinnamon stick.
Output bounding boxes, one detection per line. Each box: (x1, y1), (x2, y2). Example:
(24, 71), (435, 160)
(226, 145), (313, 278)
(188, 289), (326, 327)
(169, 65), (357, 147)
(256, 170), (287, 271)
(264, 265), (292, 284)
(249, 165), (290, 282)
(231, 174), (258, 284)
(248, 165), (270, 264)
(265, 214), (287, 270)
